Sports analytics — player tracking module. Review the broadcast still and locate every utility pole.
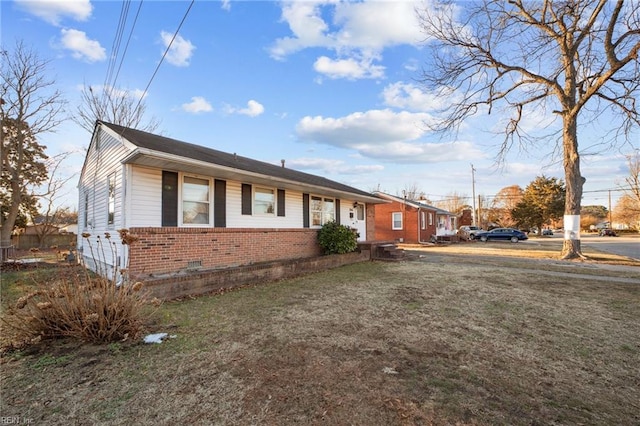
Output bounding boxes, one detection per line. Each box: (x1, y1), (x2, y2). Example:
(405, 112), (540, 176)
(471, 164), (477, 227)
(608, 190), (612, 228)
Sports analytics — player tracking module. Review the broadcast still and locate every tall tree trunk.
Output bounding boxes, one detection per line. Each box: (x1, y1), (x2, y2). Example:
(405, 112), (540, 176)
(561, 114), (586, 259)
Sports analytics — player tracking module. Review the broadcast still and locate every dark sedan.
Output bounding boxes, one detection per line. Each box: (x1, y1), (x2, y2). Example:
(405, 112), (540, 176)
(476, 228), (528, 243)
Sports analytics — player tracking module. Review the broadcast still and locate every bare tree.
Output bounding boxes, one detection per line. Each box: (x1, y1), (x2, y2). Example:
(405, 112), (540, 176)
(417, 0), (640, 259)
(73, 83), (160, 133)
(490, 185), (524, 227)
(434, 191), (469, 215)
(1, 40), (65, 257)
(397, 183), (426, 201)
(613, 194), (640, 229)
(31, 152), (77, 247)
(621, 151), (640, 207)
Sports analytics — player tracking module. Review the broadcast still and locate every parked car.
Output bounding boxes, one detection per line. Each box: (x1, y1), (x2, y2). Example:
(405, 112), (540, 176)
(476, 228), (529, 243)
(599, 229), (617, 237)
(458, 225), (484, 240)
(541, 229), (553, 236)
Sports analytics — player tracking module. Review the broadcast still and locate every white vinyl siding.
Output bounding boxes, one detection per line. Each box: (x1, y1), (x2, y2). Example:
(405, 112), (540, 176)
(129, 166), (162, 227)
(226, 181), (302, 228)
(77, 128), (131, 278)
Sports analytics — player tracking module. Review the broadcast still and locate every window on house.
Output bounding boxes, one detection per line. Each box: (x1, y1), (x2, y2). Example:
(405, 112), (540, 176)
(428, 212), (433, 226)
(254, 187), (275, 214)
(107, 173), (115, 226)
(311, 196), (335, 227)
(182, 176), (210, 225)
(392, 212), (403, 230)
(421, 211), (426, 230)
(356, 204), (365, 220)
(84, 192), (89, 228)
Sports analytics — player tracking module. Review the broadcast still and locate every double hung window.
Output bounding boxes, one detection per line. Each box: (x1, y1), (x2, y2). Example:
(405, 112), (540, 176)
(182, 176), (210, 225)
(392, 212), (403, 230)
(254, 187), (275, 215)
(311, 196), (335, 227)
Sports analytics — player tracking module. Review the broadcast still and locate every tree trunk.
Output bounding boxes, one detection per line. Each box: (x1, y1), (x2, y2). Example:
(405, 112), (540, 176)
(561, 114), (586, 259)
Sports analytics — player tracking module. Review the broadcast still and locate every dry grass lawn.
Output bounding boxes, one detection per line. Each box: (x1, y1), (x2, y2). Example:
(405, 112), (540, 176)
(1, 246), (639, 425)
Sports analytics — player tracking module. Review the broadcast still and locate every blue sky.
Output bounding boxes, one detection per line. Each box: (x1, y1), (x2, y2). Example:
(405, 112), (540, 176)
(2, 0), (636, 211)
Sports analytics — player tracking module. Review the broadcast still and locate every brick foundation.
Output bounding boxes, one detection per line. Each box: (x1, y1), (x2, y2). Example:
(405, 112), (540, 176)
(128, 227), (322, 279)
(141, 249), (371, 300)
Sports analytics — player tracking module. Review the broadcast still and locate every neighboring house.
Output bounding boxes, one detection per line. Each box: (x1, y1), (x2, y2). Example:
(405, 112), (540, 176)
(20, 224), (60, 236)
(78, 121), (384, 281)
(372, 192), (457, 244)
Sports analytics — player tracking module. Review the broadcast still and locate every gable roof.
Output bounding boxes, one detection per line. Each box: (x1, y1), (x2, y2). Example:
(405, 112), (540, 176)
(373, 191), (456, 216)
(97, 121), (383, 203)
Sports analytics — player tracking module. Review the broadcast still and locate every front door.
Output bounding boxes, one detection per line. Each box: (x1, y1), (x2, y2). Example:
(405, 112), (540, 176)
(351, 203), (366, 241)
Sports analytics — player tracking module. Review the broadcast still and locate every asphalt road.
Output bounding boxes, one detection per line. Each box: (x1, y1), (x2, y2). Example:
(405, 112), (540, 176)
(580, 234), (640, 260)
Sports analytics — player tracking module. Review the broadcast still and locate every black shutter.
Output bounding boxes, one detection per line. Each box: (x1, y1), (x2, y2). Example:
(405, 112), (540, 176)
(214, 179), (226, 227)
(162, 171), (178, 226)
(303, 193), (310, 228)
(277, 189), (285, 217)
(241, 184), (252, 215)
(335, 199), (341, 224)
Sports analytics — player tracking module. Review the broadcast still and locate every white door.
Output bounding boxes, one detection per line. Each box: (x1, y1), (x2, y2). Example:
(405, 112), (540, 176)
(351, 203), (366, 241)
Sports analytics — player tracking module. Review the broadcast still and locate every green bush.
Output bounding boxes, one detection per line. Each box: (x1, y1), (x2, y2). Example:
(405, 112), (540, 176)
(317, 221), (358, 255)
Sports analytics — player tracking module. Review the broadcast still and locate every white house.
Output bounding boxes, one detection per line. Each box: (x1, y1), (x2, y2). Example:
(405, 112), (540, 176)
(77, 121), (383, 281)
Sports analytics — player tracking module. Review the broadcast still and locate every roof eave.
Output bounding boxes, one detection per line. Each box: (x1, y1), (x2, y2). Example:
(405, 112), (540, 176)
(122, 149), (386, 204)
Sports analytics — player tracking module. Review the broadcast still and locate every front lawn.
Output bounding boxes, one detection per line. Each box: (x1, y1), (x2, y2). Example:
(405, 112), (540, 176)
(1, 257), (639, 425)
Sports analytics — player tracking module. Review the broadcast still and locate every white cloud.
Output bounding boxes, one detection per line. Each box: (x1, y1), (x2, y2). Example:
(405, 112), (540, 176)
(221, 0), (231, 11)
(59, 29), (106, 63)
(382, 82), (454, 112)
(296, 109), (485, 163)
(314, 55), (384, 80)
(15, 0), (92, 25)
(182, 96), (213, 114)
(270, 1), (422, 58)
(160, 31), (195, 67)
(225, 100), (265, 117)
(269, 1), (423, 80)
(287, 157), (384, 175)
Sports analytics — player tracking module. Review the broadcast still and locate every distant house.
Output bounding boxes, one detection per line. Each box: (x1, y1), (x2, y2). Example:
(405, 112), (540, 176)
(20, 224), (60, 236)
(372, 192), (457, 244)
(77, 121), (384, 282)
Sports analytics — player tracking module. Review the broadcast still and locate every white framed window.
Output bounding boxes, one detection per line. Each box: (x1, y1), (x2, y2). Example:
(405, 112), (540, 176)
(356, 204), (365, 220)
(311, 196), (335, 227)
(182, 175), (211, 225)
(392, 212), (403, 230)
(107, 173), (116, 226)
(421, 211), (426, 230)
(254, 187), (275, 215)
(429, 212), (433, 226)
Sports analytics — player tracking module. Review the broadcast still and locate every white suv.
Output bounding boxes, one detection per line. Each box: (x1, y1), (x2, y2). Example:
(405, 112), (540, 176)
(458, 226), (483, 240)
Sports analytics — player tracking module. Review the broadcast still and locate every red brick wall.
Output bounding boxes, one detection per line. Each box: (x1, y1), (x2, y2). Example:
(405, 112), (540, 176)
(373, 201), (437, 243)
(127, 227), (321, 278)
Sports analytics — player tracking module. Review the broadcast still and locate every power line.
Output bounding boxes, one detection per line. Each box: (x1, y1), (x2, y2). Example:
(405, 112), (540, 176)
(103, 0), (131, 92)
(131, 0), (195, 121)
(111, 0), (144, 90)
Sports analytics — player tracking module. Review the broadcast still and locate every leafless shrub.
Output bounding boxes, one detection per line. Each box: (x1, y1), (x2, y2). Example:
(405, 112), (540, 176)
(2, 230), (155, 346)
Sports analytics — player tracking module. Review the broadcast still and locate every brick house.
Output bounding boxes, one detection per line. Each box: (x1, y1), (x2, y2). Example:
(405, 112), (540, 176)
(77, 121), (384, 282)
(372, 192), (457, 244)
